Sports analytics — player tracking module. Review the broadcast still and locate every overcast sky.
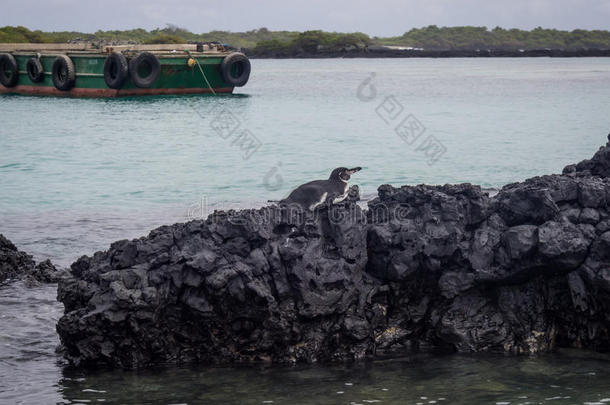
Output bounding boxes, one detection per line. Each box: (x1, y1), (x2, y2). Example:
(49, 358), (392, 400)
(3, 0), (610, 36)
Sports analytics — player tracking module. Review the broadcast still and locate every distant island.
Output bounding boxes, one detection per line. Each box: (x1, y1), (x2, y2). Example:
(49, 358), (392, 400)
(2, 25), (610, 58)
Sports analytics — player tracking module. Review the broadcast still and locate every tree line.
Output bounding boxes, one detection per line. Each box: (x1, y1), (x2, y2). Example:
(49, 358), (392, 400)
(1, 25), (609, 51)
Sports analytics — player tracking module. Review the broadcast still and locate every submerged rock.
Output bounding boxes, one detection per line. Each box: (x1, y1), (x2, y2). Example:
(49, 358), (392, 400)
(0, 234), (62, 285)
(57, 139), (610, 368)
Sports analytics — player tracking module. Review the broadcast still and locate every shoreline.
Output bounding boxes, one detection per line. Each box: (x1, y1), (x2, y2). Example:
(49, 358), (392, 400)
(245, 48), (610, 58)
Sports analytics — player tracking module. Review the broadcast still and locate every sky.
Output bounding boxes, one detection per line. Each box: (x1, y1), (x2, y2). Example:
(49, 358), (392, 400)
(2, 0), (610, 36)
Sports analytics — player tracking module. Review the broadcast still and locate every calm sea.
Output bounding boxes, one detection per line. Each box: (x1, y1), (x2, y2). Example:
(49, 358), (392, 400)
(0, 58), (609, 404)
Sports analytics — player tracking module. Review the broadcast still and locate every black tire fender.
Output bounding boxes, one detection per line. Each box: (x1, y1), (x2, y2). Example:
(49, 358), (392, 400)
(52, 55), (76, 91)
(220, 52), (251, 87)
(0, 53), (19, 87)
(129, 52), (160, 88)
(103, 52), (129, 89)
(26, 58), (44, 83)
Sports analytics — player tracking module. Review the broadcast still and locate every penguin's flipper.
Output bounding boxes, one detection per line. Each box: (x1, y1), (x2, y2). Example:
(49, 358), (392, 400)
(282, 184), (325, 210)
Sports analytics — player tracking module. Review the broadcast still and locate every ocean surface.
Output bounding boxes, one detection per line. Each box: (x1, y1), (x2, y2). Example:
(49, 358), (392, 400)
(1, 58), (610, 404)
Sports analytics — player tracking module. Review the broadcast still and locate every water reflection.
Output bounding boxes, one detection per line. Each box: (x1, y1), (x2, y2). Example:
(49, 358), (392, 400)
(57, 352), (610, 405)
(1, 282), (609, 404)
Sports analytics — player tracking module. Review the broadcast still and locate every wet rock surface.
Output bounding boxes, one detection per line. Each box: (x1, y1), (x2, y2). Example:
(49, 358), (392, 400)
(57, 138), (610, 368)
(0, 234), (61, 285)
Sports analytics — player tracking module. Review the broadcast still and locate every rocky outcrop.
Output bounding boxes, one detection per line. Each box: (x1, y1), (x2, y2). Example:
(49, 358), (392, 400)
(0, 234), (61, 284)
(57, 137), (610, 368)
(367, 173), (609, 354)
(563, 140), (610, 178)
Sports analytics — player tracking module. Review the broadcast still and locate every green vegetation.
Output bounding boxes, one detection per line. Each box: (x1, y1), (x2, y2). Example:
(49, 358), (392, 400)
(143, 34), (186, 44)
(380, 26), (610, 50)
(253, 30), (371, 55)
(1, 25), (609, 51)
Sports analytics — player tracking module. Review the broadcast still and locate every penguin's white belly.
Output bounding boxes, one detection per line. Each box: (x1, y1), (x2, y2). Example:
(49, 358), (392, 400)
(332, 183), (349, 204)
(310, 192), (328, 210)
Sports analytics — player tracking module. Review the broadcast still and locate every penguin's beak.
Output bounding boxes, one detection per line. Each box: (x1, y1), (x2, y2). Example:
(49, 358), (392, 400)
(347, 167), (362, 175)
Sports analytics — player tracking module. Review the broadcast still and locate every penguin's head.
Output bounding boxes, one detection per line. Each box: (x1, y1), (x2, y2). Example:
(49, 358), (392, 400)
(329, 167), (362, 182)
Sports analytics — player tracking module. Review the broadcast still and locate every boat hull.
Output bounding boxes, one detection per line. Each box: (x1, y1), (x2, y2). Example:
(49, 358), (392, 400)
(0, 51), (236, 98)
(0, 84), (234, 97)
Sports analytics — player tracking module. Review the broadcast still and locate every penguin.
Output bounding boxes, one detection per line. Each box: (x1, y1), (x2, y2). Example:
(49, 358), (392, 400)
(280, 167), (362, 210)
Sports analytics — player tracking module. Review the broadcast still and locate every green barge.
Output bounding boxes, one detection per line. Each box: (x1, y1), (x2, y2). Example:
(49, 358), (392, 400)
(0, 43), (251, 97)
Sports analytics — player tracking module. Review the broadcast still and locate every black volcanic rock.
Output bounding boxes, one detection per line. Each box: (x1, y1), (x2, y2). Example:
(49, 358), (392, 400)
(563, 134), (610, 178)
(58, 197), (375, 367)
(0, 234), (61, 284)
(57, 141), (610, 368)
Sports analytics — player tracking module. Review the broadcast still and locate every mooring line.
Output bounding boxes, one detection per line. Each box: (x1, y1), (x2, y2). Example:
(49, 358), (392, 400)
(186, 50), (217, 96)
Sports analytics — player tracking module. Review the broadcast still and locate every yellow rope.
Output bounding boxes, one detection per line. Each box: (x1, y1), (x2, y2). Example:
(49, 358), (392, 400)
(186, 50), (216, 96)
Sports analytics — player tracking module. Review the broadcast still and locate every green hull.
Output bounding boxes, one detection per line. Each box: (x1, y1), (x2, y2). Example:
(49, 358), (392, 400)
(1, 51), (237, 97)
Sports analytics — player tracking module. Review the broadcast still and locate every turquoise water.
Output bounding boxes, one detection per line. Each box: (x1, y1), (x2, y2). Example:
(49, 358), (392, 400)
(1, 58), (610, 264)
(1, 58), (610, 404)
